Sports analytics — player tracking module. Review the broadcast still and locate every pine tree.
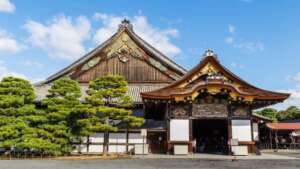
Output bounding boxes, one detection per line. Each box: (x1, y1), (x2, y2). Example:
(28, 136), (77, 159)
(41, 78), (82, 154)
(85, 74), (144, 154)
(0, 77), (58, 155)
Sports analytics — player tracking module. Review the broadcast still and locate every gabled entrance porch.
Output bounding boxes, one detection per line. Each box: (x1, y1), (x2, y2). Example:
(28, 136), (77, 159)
(192, 119), (229, 154)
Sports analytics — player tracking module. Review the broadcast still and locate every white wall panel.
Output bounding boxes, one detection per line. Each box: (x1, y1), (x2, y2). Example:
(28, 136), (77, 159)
(80, 137), (88, 143)
(128, 145), (134, 151)
(232, 120), (252, 142)
(134, 144), (149, 154)
(89, 133), (104, 143)
(129, 133), (144, 144)
(109, 133), (127, 143)
(231, 145), (248, 156)
(108, 145), (127, 153)
(88, 145), (103, 153)
(252, 123), (259, 141)
(72, 144), (87, 153)
(174, 145), (188, 155)
(170, 119), (189, 141)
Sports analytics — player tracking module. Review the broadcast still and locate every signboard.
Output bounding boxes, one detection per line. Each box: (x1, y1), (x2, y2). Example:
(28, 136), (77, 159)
(141, 129), (147, 137)
(192, 103), (228, 118)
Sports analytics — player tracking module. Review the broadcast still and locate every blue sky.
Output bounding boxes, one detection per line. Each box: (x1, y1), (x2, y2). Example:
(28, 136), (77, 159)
(0, 0), (299, 109)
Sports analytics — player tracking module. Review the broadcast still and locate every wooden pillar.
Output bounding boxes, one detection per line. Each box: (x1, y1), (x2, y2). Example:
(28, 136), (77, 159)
(166, 119), (172, 154)
(103, 131), (109, 154)
(275, 130), (278, 150)
(189, 118), (193, 153)
(269, 129), (273, 149)
(166, 101), (172, 154)
(227, 104), (232, 155)
(227, 118), (232, 155)
(126, 128), (129, 153)
(189, 101), (193, 153)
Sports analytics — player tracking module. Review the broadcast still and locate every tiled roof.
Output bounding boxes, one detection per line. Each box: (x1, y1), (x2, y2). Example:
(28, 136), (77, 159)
(252, 113), (272, 121)
(266, 123), (300, 130)
(34, 83), (167, 104)
(118, 119), (167, 130)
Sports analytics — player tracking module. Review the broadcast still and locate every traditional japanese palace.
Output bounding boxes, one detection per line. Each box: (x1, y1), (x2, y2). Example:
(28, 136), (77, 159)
(35, 20), (290, 155)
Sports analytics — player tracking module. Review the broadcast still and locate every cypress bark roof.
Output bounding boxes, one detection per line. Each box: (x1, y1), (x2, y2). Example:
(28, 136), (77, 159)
(41, 20), (186, 84)
(141, 50), (290, 104)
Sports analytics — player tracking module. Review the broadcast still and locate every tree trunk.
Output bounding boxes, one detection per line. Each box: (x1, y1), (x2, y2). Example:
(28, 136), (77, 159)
(87, 135), (90, 153)
(103, 131), (109, 156)
(103, 115), (110, 156)
(126, 127), (129, 153)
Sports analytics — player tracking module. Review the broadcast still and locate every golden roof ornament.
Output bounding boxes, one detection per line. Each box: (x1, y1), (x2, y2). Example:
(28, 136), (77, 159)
(202, 49), (219, 61)
(118, 19), (133, 31)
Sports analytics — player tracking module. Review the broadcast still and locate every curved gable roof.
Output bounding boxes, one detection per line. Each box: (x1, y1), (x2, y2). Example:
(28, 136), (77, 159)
(41, 20), (187, 84)
(141, 51), (290, 102)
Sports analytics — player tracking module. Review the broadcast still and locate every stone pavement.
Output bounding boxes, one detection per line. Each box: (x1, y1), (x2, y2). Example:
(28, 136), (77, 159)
(1, 158), (300, 169)
(134, 152), (299, 160)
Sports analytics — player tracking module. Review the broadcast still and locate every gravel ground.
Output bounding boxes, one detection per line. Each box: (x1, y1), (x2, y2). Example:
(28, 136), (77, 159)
(0, 159), (300, 169)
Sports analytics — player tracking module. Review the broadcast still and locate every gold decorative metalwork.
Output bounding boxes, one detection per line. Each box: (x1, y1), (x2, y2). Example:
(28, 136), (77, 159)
(81, 57), (101, 71)
(106, 32), (144, 61)
(207, 87), (221, 95)
(170, 104), (190, 117)
(104, 32), (174, 78)
(233, 107), (248, 117)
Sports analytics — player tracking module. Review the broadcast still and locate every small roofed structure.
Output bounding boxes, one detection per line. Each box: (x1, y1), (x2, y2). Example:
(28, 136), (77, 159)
(266, 123), (300, 150)
(266, 123), (300, 130)
(141, 49), (289, 155)
(141, 49), (289, 109)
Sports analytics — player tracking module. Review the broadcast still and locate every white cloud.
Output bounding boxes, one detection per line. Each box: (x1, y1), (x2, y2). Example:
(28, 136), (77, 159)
(0, 0), (15, 13)
(225, 36), (234, 44)
(233, 41), (264, 52)
(275, 73), (300, 110)
(0, 61), (44, 83)
(292, 72), (300, 81)
(24, 15), (91, 60)
(230, 62), (244, 69)
(93, 13), (108, 20)
(228, 24), (235, 34)
(240, 0), (252, 2)
(0, 61), (27, 80)
(0, 28), (23, 53)
(23, 60), (43, 68)
(93, 13), (181, 58)
(276, 86), (300, 110)
(224, 25), (264, 53)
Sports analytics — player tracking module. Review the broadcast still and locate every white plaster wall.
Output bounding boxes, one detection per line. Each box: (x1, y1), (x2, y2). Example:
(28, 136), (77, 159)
(89, 133), (104, 143)
(128, 133), (144, 144)
(88, 145), (103, 153)
(80, 137), (88, 143)
(108, 145), (127, 153)
(72, 144), (88, 153)
(232, 120), (252, 142)
(170, 119), (189, 141)
(174, 145), (188, 155)
(109, 133), (127, 143)
(252, 123), (259, 141)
